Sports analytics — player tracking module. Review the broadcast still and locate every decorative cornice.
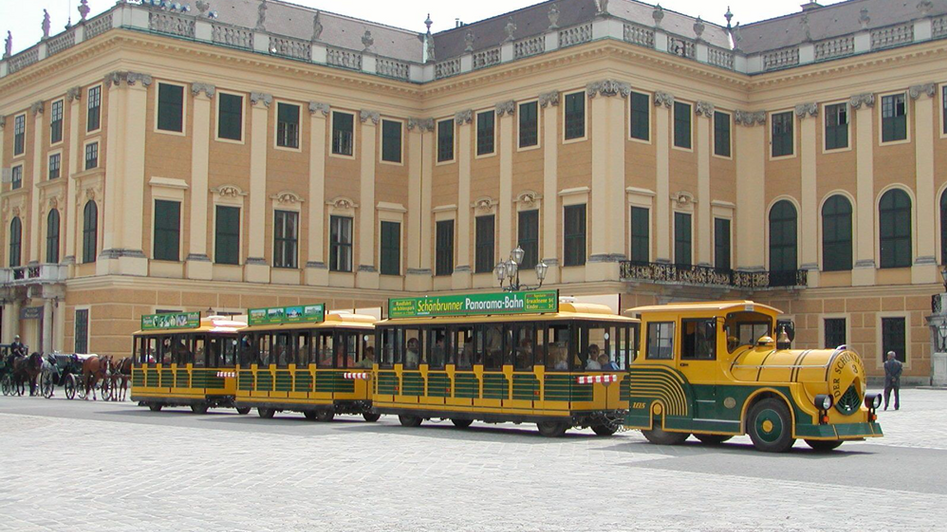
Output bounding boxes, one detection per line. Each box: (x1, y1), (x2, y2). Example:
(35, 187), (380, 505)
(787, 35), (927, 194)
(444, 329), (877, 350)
(849, 93), (875, 109)
(407, 117), (435, 132)
(514, 191), (542, 207)
(653, 91), (674, 108)
(66, 86), (82, 102)
(909, 83), (936, 100)
(734, 110), (766, 126)
(794, 102), (818, 118)
(250, 92), (273, 107)
(539, 91), (560, 108)
(695, 101), (715, 117)
(359, 110), (380, 125)
(472, 196), (497, 212)
(327, 196), (358, 210)
(191, 82), (216, 99)
(210, 184), (248, 198)
(270, 191), (305, 204)
(30, 101), (44, 116)
(495, 100), (516, 117)
(587, 79), (631, 98)
(104, 71), (153, 88)
(455, 109), (473, 125)
(309, 101), (330, 116)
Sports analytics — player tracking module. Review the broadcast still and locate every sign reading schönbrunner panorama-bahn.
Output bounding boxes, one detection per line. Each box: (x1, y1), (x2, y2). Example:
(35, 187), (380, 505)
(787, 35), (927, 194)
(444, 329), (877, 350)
(388, 290), (559, 319)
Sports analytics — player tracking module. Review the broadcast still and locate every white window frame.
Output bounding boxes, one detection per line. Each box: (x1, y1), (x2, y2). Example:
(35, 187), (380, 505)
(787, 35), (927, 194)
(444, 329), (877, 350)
(562, 90), (588, 144)
(818, 314), (851, 350)
(329, 109), (357, 160)
(712, 109), (733, 160)
(82, 138), (101, 171)
(876, 312), (912, 370)
(153, 81), (188, 137)
(516, 99), (541, 152)
(768, 109), (797, 160)
(273, 100), (303, 152)
(47, 149), (63, 180)
(672, 100), (694, 153)
(822, 100), (852, 154)
(628, 90), (652, 145)
(214, 90), (246, 145)
(379, 117), (405, 166)
(86, 84), (103, 134)
(435, 117), (456, 166)
(49, 98), (66, 147)
(474, 109), (497, 158)
(12, 112), (27, 159)
(878, 91), (911, 146)
(150, 180), (187, 263)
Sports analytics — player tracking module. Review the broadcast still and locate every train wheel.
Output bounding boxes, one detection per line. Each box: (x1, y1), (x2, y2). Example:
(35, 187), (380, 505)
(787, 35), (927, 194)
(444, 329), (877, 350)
(149, 403), (163, 412)
(695, 434), (733, 445)
(398, 414), (422, 427)
(451, 418), (473, 429)
(591, 423), (618, 436)
(537, 421), (569, 437)
(257, 407), (275, 419)
(63, 375), (76, 400)
(235, 407), (251, 415)
(304, 411), (318, 421)
(748, 398), (796, 453)
(1, 375), (12, 396)
(805, 439), (843, 452)
(362, 413), (381, 423)
(191, 403), (209, 415)
(315, 410), (335, 422)
(641, 425), (689, 445)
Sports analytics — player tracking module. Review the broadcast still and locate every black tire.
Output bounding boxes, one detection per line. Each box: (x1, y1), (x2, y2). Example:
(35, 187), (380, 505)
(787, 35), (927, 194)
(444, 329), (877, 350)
(641, 424), (690, 445)
(537, 420), (569, 437)
(363, 412), (381, 423)
(451, 418), (473, 429)
(304, 411), (318, 421)
(0, 375), (10, 397)
(258, 407), (275, 419)
(40, 372), (55, 398)
(805, 439), (843, 452)
(695, 434), (733, 445)
(398, 414), (422, 427)
(591, 423), (618, 436)
(748, 398), (796, 453)
(149, 403), (163, 412)
(191, 403), (209, 415)
(63, 375), (76, 400)
(235, 407), (251, 415)
(101, 379), (113, 402)
(315, 410), (335, 422)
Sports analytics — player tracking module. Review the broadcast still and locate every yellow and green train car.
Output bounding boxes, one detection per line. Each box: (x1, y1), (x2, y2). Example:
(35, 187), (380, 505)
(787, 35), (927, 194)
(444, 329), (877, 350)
(233, 305), (378, 421)
(373, 291), (639, 437)
(131, 313), (249, 414)
(623, 301), (883, 452)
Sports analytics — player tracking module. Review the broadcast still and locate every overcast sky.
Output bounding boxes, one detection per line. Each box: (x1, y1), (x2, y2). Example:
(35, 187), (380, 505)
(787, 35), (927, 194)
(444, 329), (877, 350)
(1, 0), (844, 55)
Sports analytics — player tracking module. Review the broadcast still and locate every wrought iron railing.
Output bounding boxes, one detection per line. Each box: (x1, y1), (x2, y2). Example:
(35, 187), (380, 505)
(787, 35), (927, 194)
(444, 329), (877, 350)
(619, 261), (808, 289)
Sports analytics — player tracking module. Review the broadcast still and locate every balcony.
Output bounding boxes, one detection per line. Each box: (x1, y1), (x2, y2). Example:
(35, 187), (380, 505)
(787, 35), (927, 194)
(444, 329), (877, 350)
(0, 264), (68, 286)
(619, 261), (807, 290)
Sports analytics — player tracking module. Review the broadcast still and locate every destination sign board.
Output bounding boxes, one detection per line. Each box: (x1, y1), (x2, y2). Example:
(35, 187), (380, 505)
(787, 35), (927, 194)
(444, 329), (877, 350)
(388, 290), (558, 319)
(141, 312), (201, 331)
(248, 304), (326, 326)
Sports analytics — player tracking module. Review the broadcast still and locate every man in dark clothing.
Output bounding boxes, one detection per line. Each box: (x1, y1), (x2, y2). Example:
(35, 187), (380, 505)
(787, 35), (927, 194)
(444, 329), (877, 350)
(10, 335), (26, 357)
(883, 351), (902, 411)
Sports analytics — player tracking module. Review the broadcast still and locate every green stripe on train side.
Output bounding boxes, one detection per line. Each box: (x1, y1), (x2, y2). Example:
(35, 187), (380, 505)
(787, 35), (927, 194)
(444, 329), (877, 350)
(274, 370), (293, 392)
(454, 373), (479, 398)
(428, 373), (451, 398)
(402, 372), (424, 396)
(512, 374), (539, 401)
(377, 372), (398, 395)
(294, 371), (312, 393)
(482, 373), (508, 400)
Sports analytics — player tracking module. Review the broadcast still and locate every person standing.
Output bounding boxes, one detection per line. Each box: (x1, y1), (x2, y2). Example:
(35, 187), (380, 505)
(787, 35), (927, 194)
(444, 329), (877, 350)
(883, 351), (902, 411)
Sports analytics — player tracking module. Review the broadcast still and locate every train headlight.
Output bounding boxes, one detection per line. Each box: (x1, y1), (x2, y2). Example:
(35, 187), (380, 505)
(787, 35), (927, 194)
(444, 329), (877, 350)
(815, 394), (833, 411)
(865, 393), (882, 409)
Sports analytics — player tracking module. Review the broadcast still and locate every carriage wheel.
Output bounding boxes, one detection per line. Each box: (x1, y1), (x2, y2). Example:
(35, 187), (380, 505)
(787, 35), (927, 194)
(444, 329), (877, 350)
(64, 374), (76, 400)
(0, 375), (12, 397)
(40, 372), (55, 399)
(76, 377), (88, 400)
(101, 378), (113, 402)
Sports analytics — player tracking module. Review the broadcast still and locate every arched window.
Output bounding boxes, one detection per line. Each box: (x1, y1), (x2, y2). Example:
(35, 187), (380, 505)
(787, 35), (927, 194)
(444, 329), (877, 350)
(83, 201), (98, 264)
(941, 190), (947, 265)
(769, 200), (797, 272)
(9, 217), (21, 268)
(822, 195), (853, 272)
(879, 189), (912, 269)
(46, 209), (60, 264)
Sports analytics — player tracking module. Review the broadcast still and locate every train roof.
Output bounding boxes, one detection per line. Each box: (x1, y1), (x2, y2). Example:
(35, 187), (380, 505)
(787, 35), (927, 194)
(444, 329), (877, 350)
(379, 302), (639, 326)
(624, 301), (783, 317)
(241, 312), (377, 333)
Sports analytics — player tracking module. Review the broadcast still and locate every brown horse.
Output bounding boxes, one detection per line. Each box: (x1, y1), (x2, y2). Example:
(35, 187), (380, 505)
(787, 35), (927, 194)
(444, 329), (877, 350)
(81, 355), (109, 401)
(111, 357), (132, 402)
(12, 353), (43, 396)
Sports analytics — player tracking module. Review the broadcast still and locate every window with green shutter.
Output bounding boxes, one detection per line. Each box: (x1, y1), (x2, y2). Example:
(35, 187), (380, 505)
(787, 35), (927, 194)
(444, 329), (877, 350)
(276, 210), (300, 269)
(714, 111), (731, 157)
(46, 209), (60, 264)
(674, 212), (692, 266)
(217, 93), (243, 141)
(674, 102), (692, 149)
(382, 120), (402, 163)
(518, 102), (538, 148)
(157, 83), (184, 133)
(380, 221), (401, 276)
(9, 217), (21, 268)
(475, 215), (495, 273)
(13, 114), (25, 156)
(476, 110), (495, 156)
(215, 205), (240, 265)
(437, 119), (454, 162)
(824, 318), (846, 349)
(517, 210), (539, 269)
(771, 111), (794, 157)
(881, 317), (906, 363)
(87, 86), (101, 132)
(630, 92), (650, 141)
(822, 195), (852, 271)
(630, 206), (649, 263)
(825, 103), (849, 150)
(50, 100), (64, 144)
(75, 309), (90, 354)
(564, 92), (585, 140)
(435, 220), (454, 276)
(714, 217), (730, 271)
(276, 102), (300, 149)
(563, 204), (586, 267)
(48, 153), (61, 180)
(153, 200), (181, 261)
(332, 111), (355, 156)
(328, 215), (351, 272)
(882, 94), (907, 143)
(769, 200), (797, 272)
(83, 201), (97, 263)
(879, 189), (912, 268)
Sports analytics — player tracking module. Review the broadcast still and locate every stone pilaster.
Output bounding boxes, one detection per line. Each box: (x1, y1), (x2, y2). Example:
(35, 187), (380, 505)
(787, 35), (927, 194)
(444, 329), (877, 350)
(850, 92), (876, 286)
(540, 91), (560, 284)
(496, 100), (515, 261)
(357, 110), (380, 289)
(796, 102), (820, 286)
(453, 109), (473, 289)
(734, 110), (767, 270)
(305, 102), (330, 286)
(186, 83), (215, 280)
(245, 91), (272, 283)
(910, 83), (938, 284)
(695, 101), (714, 267)
(29, 101), (43, 264)
(654, 92), (675, 263)
(63, 87), (81, 272)
(406, 118), (434, 292)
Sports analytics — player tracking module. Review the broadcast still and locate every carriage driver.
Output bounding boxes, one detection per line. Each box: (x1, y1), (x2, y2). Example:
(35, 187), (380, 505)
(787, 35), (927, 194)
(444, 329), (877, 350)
(11, 335), (26, 357)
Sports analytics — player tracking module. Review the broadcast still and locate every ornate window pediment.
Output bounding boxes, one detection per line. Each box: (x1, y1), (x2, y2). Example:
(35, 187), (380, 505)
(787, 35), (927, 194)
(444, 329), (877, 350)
(270, 191), (305, 205)
(211, 184), (248, 198)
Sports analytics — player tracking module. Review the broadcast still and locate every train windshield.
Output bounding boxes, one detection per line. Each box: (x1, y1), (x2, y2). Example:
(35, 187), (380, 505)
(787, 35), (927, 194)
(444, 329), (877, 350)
(724, 312), (773, 353)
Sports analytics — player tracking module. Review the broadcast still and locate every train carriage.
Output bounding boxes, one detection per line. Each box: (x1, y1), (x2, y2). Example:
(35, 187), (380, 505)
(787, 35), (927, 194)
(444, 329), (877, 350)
(373, 291), (639, 437)
(623, 301), (883, 452)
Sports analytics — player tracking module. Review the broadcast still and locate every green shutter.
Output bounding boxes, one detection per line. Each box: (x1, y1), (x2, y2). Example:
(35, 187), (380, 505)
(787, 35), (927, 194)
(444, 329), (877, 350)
(382, 120), (402, 163)
(437, 119), (454, 162)
(517, 210), (539, 269)
(822, 195), (852, 271)
(564, 205), (586, 266)
(157, 84), (184, 132)
(436, 220), (454, 275)
(631, 207), (650, 263)
(476, 111), (495, 155)
(218, 93), (243, 141)
(714, 112), (731, 157)
(630, 92), (650, 141)
(380, 221), (401, 276)
(518, 102), (538, 147)
(564, 93), (585, 140)
(674, 212), (692, 266)
(475, 215), (495, 273)
(769, 200), (798, 272)
(714, 218), (730, 271)
(215, 205), (240, 265)
(154, 200), (181, 261)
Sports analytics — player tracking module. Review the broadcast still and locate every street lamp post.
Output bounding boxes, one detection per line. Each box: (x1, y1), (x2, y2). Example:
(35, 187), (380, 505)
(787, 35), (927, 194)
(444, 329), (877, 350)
(495, 246), (548, 292)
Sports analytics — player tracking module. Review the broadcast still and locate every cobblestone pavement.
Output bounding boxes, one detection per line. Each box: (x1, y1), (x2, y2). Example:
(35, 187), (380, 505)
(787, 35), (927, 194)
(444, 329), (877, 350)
(1, 389), (946, 531)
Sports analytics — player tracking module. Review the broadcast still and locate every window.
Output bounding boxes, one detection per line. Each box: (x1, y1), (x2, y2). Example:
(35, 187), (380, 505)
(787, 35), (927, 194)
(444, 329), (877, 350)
(48, 153), (61, 180)
(517, 210), (539, 269)
(476, 110), (495, 156)
(714, 111), (731, 157)
(381, 119), (402, 163)
(156, 83), (184, 133)
(10, 165), (22, 190)
(771, 111), (794, 157)
(564, 91), (585, 140)
(217, 93), (244, 141)
(380, 221), (400, 276)
(275, 210), (300, 269)
(9, 217), (21, 267)
(881, 93), (907, 143)
(83, 201), (97, 263)
(85, 142), (98, 170)
(674, 212), (692, 267)
(75, 309), (90, 354)
(825, 103), (849, 150)
(942, 190), (947, 265)
(475, 215), (495, 274)
(437, 119), (454, 162)
(714, 217), (731, 271)
(46, 209), (60, 264)
(87, 86), (101, 132)
(328, 215), (352, 272)
(681, 319), (716, 360)
(331, 111), (354, 156)
(630, 206), (649, 263)
(563, 204), (586, 267)
(879, 189), (912, 269)
(153, 200), (181, 261)
(13, 114), (25, 156)
(881, 317), (906, 363)
(50, 100), (64, 144)
(630, 91), (650, 141)
(646, 322), (675, 360)
(769, 200), (798, 272)
(822, 195), (853, 271)
(215, 205), (240, 265)
(518, 101), (538, 148)
(824, 318), (846, 349)
(673, 102), (691, 149)
(276, 102), (300, 149)
(435, 219), (454, 276)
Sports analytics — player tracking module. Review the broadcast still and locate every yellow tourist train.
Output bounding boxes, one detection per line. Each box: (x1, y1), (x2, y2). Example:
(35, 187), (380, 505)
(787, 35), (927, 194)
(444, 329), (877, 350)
(623, 301), (883, 452)
(131, 313), (249, 414)
(232, 304), (379, 421)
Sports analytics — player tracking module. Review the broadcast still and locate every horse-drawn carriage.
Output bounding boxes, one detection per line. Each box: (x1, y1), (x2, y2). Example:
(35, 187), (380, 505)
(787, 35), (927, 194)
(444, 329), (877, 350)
(0, 344), (44, 397)
(0, 344), (15, 396)
(38, 354), (95, 400)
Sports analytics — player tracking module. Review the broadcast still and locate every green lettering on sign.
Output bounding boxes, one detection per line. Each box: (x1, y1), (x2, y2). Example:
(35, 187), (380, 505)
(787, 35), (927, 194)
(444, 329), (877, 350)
(388, 290), (559, 319)
(141, 312), (201, 331)
(248, 304), (326, 326)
